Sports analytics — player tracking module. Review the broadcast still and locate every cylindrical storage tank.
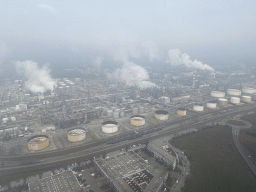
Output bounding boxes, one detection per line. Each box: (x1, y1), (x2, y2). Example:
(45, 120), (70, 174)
(242, 96), (252, 103)
(242, 87), (256, 94)
(10, 117), (16, 122)
(2, 118), (8, 124)
(211, 91), (225, 98)
(218, 98), (228, 106)
(227, 89), (241, 96)
(67, 128), (86, 142)
(28, 135), (49, 151)
(106, 110), (113, 117)
(193, 104), (204, 111)
(139, 107), (145, 114)
(130, 115), (145, 126)
(120, 111), (125, 117)
(154, 110), (169, 120)
(102, 121), (118, 133)
(113, 112), (119, 119)
(230, 97), (240, 104)
(115, 109), (120, 113)
(206, 100), (217, 109)
(177, 108), (186, 116)
(132, 108), (139, 115)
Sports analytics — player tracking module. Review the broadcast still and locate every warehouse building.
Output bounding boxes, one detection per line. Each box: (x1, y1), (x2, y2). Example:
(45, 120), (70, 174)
(28, 171), (81, 192)
(147, 139), (178, 170)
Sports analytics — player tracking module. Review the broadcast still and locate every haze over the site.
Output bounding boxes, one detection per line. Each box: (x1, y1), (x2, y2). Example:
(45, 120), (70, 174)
(0, 0), (255, 76)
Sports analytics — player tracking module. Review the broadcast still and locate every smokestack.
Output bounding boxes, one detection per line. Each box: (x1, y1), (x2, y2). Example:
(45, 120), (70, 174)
(192, 71), (196, 89)
(213, 71), (216, 81)
(18, 80), (24, 102)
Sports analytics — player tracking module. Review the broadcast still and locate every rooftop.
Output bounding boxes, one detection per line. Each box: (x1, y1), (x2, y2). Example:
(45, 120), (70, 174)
(148, 139), (177, 164)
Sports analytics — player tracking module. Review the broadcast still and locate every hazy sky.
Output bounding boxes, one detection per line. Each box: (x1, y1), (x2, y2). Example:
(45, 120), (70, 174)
(0, 0), (255, 70)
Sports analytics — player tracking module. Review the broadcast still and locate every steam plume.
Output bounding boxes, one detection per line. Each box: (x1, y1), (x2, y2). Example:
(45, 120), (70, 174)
(109, 41), (158, 89)
(94, 57), (102, 73)
(167, 49), (214, 71)
(111, 62), (156, 89)
(15, 60), (56, 93)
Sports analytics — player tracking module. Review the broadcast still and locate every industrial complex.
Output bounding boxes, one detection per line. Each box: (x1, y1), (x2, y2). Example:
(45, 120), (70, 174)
(0, 64), (256, 192)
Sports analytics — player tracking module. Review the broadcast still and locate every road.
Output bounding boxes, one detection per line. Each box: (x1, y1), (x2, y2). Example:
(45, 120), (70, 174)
(170, 146), (190, 192)
(232, 127), (256, 175)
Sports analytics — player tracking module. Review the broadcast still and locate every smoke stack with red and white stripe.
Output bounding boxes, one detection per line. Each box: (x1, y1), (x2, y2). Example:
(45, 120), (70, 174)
(213, 71), (216, 81)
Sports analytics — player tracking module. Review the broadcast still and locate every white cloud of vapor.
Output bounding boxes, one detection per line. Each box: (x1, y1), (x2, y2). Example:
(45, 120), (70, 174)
(111, 62), (156, 89)
(94, 57), (102, 73)
(167, 49), (214, 71)
(110, 41), (158, 89)
(15, 60), (56, 93)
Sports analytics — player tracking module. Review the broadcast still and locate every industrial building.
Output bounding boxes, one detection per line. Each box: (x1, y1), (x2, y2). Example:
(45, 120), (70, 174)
(130, 115), (146, 126)
(147, 139), (178, 170)
(95, 151), (165, 192)
(154, 110), (169, 120)
(28, 135), (49, 151)
(67, 128), (86, 142)
(28, 170), (81, 192)
(177, 108), (186, 116)
(102, 120), (118, 133)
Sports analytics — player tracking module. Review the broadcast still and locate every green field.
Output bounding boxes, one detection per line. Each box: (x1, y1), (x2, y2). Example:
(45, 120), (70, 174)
(170, 125), (256, 192)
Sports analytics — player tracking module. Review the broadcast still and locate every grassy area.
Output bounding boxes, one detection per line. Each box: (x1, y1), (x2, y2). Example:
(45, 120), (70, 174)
(170, 125), (256, 192)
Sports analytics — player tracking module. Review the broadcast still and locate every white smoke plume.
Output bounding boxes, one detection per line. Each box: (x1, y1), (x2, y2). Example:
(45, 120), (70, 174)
(15, 60), (56, 93)
(94, 57), (102, 73)
(111, 62), (156, 89)
(167, 49), (214, 71)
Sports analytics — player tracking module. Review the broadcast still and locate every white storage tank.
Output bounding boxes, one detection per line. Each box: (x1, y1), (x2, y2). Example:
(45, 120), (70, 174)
(242, 96), (252, 103)
(230, 97), (240, 104)
(242, 87), (256, 94)
(207, 100), (217, 109)
(113, 112), (119, 119)
(218, 98), (228, 107)
(227, 89), (241, 96)
(211, 91), (225, 98)
(132, 108), (139, 115)
(68, 128), (86, 142)
(193, 104), (204, 112)
(102, 121), (118, 133)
